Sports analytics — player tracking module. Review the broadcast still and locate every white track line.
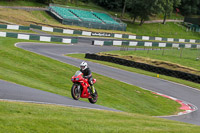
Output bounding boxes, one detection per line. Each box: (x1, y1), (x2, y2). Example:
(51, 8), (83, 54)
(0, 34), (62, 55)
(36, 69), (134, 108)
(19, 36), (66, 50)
(0, 99), (120, 112)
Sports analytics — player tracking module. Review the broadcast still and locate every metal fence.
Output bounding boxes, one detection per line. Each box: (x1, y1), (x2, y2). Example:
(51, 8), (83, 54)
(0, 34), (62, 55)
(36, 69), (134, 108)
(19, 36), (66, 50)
(120, 47), (200, 60)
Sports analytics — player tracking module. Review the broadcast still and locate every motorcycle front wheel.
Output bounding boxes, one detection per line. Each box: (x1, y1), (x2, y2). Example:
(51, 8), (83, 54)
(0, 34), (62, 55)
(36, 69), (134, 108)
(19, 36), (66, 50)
(88, 89), (98, 104)
(71, 84), (81, 100)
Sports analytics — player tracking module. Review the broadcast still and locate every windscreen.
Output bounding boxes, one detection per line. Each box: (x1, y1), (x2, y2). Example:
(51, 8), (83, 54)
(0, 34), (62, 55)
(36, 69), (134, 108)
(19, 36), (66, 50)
(74, 71), (82, 77)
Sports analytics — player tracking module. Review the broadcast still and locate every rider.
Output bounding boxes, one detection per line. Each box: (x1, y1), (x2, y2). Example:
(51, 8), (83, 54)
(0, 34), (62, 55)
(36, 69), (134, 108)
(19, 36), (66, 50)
(80, 61), (96, 95)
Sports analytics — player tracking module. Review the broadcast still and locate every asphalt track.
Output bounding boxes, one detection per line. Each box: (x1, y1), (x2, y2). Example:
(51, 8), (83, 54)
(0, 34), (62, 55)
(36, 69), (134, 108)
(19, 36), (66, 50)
(1, 39), (200, 125)
(0, 80), (120, 112)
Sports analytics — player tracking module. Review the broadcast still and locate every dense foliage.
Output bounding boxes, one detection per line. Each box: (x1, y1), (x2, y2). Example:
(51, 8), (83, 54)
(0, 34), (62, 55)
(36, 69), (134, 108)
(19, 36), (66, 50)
(179, 0), (200, 15)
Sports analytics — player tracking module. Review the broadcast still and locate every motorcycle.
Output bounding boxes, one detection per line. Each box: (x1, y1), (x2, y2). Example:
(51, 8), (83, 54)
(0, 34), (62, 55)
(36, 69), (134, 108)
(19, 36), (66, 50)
(71, 71), (98, 104)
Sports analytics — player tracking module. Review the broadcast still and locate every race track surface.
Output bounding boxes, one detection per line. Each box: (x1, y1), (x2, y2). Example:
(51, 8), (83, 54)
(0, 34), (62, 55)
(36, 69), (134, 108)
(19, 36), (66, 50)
(0, 80), (120, 112)
(1, 41), (200, 125)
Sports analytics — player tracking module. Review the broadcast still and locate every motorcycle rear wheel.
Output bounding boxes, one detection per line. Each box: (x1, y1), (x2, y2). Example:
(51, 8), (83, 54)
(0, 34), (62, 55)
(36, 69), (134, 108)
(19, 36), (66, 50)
(71, 84), (81, 100)
(88, 89), (98, 104)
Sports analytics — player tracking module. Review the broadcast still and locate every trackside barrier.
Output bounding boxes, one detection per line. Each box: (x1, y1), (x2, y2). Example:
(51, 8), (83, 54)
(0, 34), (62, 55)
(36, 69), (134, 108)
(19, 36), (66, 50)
(92, 40), (200, 49)
(112, 34), (199, 43)
(0, 31), (78, 44)
(1, 23), (196, 44)
(30, 24), (200, 43)
(85, 53), (200, 84)
(0, 24), (198, 43)
(0, 24), (30, 30)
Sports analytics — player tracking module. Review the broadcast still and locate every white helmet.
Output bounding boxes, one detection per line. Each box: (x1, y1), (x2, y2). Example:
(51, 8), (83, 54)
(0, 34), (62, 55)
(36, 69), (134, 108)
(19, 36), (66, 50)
(80, 61), (87, 70)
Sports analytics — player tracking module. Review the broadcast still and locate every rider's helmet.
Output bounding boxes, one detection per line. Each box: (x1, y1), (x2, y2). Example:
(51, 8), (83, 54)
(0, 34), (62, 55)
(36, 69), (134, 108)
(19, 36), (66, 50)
(80, 61), (88, 70)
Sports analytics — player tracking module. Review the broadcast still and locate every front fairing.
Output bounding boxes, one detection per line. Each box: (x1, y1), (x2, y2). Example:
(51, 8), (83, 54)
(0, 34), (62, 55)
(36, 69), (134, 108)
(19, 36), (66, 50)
(71, 71), (83, 82)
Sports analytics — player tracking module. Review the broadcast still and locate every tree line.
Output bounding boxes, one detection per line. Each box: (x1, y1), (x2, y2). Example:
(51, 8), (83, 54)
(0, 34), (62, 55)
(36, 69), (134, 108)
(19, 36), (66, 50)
(2, 0), (200, 25)
(95, 0), (200, 25)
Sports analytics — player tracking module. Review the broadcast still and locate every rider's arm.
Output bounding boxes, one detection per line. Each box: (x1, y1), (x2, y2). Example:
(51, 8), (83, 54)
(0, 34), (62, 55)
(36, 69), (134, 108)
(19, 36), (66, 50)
(84, 68), (92, 79)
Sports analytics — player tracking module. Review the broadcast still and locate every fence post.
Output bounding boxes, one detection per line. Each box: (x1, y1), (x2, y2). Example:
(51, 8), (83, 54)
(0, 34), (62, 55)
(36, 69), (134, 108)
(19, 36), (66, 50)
(147, 47), (150, 54)
(197, 48), (200, 60)
(180, 48), (183, 58)
(162, 48), (165, 56)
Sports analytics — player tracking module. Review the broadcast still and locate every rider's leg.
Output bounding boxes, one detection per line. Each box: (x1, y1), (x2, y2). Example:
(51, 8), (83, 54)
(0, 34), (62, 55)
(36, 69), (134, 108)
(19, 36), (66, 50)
(88, 77), (95, 93)
(91, 85), (95, 93)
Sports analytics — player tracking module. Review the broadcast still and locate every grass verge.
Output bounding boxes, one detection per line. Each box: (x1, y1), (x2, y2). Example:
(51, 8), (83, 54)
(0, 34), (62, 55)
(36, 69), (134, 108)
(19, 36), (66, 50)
(0, 37), (181, 116)
(0, 29), (37, 34)
(127, 22), (200, 40)
(99, 49), (200, 74)
(1, 101), (200, 133)
(0, 1), (46, 7)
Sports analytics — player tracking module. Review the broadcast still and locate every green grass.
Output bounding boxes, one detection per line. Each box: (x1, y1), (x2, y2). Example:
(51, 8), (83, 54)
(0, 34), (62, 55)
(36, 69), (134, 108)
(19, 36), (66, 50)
(149, 13), (184, 20)
(127, 22), (200, 40)
(0, 29), (37, 34)
(62, 1), (105, 11)
(30, 10), (61, 24)
(102, 49), (200, 72)
(0, 9), (61, 26)
(67, 53), (200, 90)
(1, 101), (200, 133)
(0, 37), (182, 116)
(0, 1), (46, 7)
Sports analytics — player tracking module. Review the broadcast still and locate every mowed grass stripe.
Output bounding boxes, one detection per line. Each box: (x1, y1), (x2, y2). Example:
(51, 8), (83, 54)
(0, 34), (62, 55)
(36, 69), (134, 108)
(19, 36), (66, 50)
(0, 101), (200, 133)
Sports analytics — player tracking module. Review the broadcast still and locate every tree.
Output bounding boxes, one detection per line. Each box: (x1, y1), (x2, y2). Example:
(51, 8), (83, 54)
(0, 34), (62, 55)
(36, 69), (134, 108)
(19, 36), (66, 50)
(120, 0), (127, 19)
(128, 0), (140, 23)
(6, 0), (16, 1)
(160, 0), (181, 24)
(94, 0), (123, 11)
(138, 0), (162, 25)
(75, 0), (78, 6)
(179, 0), (200, 16)
(127, 0), (163, 25)
(36, 0), (52, 4)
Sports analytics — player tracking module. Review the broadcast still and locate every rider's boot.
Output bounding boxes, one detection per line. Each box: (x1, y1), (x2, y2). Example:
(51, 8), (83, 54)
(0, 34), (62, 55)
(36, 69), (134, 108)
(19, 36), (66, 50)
(91, 85), (96, 97)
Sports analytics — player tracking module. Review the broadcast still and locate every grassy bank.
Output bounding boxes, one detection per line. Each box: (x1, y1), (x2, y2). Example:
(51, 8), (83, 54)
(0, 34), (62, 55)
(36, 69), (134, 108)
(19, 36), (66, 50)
(1, 101), (200, 133)
(0, 37), (181, 116)
(0, 9), (60, 26)
(100, 49), (200, 74)
(0, 1), (45, 7)
(0, 0), (47, 7)
(67, 53), (200, 90)
(127, 22), (200, 40)
(0, 29), (37, 34)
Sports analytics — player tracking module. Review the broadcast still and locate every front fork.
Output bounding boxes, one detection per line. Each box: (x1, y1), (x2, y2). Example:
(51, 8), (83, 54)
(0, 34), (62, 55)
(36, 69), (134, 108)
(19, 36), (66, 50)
(76, 84), (81, 94)
(73, 83), (81, 94)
